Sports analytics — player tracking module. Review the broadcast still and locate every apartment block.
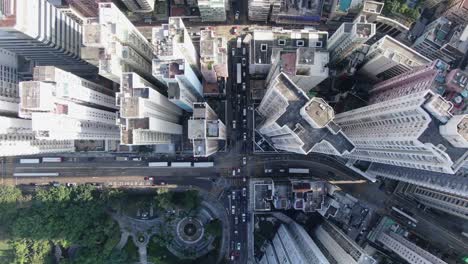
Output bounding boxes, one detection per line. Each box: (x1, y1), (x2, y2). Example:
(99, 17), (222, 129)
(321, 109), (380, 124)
(249, 27), (329, 87)
(358, 35), (431, 82)
(200, 30), (228, 84)
(82, 2), (154, 83)
(248, 0), (281, 22)
(313, 221), (377, 264)
(0, 116), (75, 156)
(0, 0), (96, 76)
(441, 0), (468, 26)
(259, 222), (330, 264)
(121, 0), (155, 12)
(153, 17), (202, 111)
(412, 17), (468, 65)
(377, 231), (447, 264)
(188, 102), (226, 157)
(117, 72), (183, 145)
(19, 66), (119, 140)
(257, 73), (354, 155)
(327, 16), (375, 65)
(198, 0), (226, 21)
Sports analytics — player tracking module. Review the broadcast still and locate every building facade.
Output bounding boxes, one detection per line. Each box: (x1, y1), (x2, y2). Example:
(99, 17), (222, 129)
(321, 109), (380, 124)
(19, 66), (119, 140)
(117, 72), (183, 145)
(153, 17), (202, 111)
(0, 47), (18, 115)
(358, 35), (431, 82)
(0, 0), (96, 76)
(188, 102), (226, 157)
(259, 222), (330, 264)
(257, 73), (354, 155)
(412, 17), (468, 65)
(200, 30), (228, 84)
(198, 0), (226, 21)
(120, 0), (155, 12)
(376, 231), (447, 264)
(313, 221), (377, 264)
(82, 2), (154, 83)
(327, 16), (376, 66)
(441, 0), (468, 26)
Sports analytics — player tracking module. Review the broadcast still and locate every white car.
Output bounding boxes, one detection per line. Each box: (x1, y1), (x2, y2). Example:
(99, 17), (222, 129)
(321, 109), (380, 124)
(231, 205), (236, 215)
(242, 157), (247, 165)
(242, 213), (246, 223)
(232, 48), (235, 56)
(242, 187), (246, 197)
(241, 57), (246, 66)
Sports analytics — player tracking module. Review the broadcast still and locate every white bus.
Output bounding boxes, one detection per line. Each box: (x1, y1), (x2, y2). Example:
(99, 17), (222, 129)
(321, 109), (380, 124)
(14, 172), (59, 177)
(148, 162), (169, 167)
(288, 168), (310, 174)
(171, 162), (192, 168)
(193, 162), (214, 168)
(42, 157), (62, 163)
(236, 63), (242, 84)
(19, 158), (40, 164)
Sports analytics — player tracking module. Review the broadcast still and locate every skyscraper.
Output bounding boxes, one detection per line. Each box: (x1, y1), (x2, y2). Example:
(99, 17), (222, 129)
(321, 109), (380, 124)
(0, 0), (96, 76)
(358, 35), (431, 82)
(117, 73), (183, 145)
(82, 2), (154, 83)
(257, 73), (354, 155)
(313, 221), (377, 264)
(259, 222), (330, 264)
(327, 16), (376, 66)
(0, 48), (18, 115)
(19, 66), (119, 140)
(188, 102), (226, 157)
(152, 17), (202, 111)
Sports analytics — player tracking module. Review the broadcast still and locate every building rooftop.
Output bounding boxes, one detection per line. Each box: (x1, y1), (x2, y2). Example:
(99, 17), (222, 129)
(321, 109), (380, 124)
(254, 181), (273, 211)
(300, 97), (334, 128)
(376, 36), (431, 65)
(272, 74), (354, 154)
(276, 0), (323, 23)
(251, 28), (328, 66)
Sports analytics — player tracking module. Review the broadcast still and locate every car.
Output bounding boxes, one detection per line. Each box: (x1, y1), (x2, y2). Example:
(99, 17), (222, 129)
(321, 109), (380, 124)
(232, 169), (236, 176)
(236, 242), (241, 250)
(51, 181), (61, 187)
(243, 132), (247, 141)
(265, 168), (272, 173)
(242, 187), (246, 197)
(232, 48), (235, 56)
(66, 182), (77, 187)
(148, 177), (154, 181)
(232, 191), (236, 200)
(232, 120), (237, 129)
(242, 213), (246, 222)
(243, 177), (246, 182)
(132, 157), (142, 161)
(237, 168), (241, 173)
(241, 57), (246, 66)
(234, 216), (239, 225)
(157, 181), (166, 185)
(279, 169), (286, 173)
(242, 82), (246, 91)
(235, 11), (240, 20)
(242, 71), (246, 77)
(231, 205), (236, 214)
(234, 230), (238, 235)
(231, 26), (238, 35)
(242, 157), (247, 165)
(242, 48), (246, 55)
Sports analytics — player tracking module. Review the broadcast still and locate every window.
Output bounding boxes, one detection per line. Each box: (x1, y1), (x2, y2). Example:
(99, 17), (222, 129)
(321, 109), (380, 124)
(278, 39), (286, 46)
(260, 44), (267, 51)
(315, 41), (322, 48)
(296, 40), (304, 47)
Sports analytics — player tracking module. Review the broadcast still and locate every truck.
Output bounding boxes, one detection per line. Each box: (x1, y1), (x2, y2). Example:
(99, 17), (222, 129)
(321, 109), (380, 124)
(42, 157), (62, 163)
(13, 172), (59, 177)
(115, 156), (128, 161)
(193, 162), (214, 168)
(148, 162), (169, 167)
(19, 158), (40, 164)
(170, 162), (192, 168)
(236, 63), (242, 84)
(236, 37), (242, 48)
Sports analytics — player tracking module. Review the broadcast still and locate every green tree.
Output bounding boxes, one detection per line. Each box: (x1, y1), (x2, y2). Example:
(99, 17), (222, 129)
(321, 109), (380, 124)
(0, 186), (22, 224)
(205, 219), (222, 238)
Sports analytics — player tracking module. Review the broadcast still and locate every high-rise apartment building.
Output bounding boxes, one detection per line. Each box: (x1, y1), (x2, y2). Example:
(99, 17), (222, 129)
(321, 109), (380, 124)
(400, 182), (468, 220)
(188, 102), (226, 157)
(376, 231), (447, 264)
(153, 18), (202, 111)
(0, 0), (96, 76)
(82, 2), (154, 83)
(412, 17), (468, 65)
(120, 0), (155, 12)
(117, 72), (183, 145)
(327, 16), (376, 66)
(335, 90), (468, 175)
(257, 73), (354, 155)
(0, 48), (18, 115)
(441, 0), (468, 26)
(358, 35), (431, 82)
(248, 0), (281, 22)
(259, 222), (330, 264)
(249, 27), (329, 92)
(200, 30), (228, 84)
(313, 221), (377, 264)
(198, 0), (227, 21)
(19, 66), (119, 140)
(0, 116), (75, 156)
